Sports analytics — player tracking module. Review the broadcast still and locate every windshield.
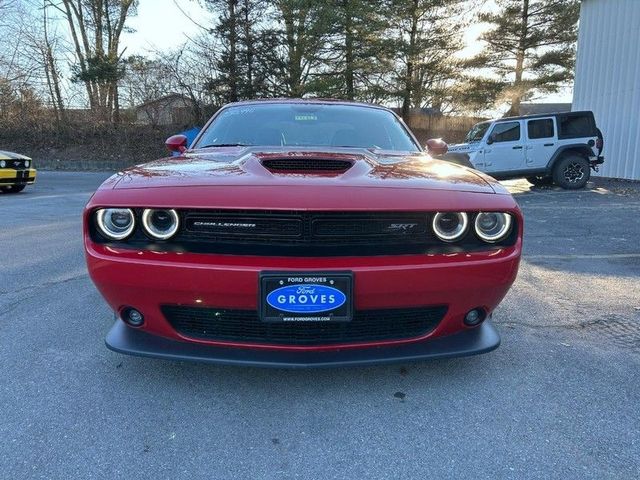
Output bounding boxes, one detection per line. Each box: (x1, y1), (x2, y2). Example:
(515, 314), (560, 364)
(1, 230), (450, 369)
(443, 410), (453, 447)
(465, 122), (491, 142)
(194, 103), (420, 152)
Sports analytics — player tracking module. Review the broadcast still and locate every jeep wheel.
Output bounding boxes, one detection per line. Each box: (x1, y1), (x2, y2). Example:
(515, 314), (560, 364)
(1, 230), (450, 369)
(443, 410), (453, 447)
(526, 175), (553, 187)
(552, 155), (590, 190)
(0, 185), (26, 193)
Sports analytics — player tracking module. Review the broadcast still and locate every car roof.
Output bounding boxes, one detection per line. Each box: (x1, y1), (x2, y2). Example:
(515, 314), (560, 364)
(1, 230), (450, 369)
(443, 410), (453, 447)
(495, 111), (595, 122)
(223, 98), (393, 112)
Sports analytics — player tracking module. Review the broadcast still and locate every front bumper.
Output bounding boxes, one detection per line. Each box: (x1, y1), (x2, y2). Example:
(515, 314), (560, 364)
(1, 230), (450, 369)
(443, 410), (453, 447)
(589, 156), (604, 168)
(106, 318), (501, 368)
(87, 237), (520, 356)
(0, 168), (37, 186)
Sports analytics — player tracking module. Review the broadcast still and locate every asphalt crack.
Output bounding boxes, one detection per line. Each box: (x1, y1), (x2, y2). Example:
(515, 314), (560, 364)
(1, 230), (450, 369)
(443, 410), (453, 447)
(501, 313), (640, 353)
(0, 273), (88, 297)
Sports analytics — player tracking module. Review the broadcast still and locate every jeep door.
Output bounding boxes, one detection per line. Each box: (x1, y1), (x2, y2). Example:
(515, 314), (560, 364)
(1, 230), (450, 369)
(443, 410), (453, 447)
(525, 117), (556, 169)
(483, 120), (525, 174)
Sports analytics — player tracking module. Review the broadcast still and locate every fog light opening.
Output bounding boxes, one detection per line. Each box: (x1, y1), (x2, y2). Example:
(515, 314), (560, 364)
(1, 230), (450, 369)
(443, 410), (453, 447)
(122, 307), (144, 327)
(464, 308), (486, 327)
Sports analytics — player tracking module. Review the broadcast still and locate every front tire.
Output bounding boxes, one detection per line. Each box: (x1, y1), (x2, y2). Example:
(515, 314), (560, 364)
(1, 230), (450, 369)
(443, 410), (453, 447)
(552, 155), (590, 190)
(0, 185), (26, 193)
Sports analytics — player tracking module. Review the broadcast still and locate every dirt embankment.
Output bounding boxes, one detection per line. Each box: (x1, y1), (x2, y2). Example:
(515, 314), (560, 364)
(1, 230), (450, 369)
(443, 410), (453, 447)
(0, 124), (178, 171)
(0, 122), (473, 171)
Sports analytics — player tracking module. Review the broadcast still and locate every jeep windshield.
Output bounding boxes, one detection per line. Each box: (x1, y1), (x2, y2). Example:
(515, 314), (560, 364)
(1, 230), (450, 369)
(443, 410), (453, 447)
(465, 122), (491, 143)
(194, 103), (420, 152)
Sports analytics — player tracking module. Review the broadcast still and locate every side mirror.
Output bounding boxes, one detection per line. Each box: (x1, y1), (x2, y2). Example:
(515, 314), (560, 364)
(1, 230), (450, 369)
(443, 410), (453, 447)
(425, 138), (449, 157)
(165, 134), (188, 153)
(486, 135), (495, 145)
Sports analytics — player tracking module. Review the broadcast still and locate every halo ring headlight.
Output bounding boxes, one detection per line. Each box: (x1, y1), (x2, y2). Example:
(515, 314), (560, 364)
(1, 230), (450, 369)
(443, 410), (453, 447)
(142, 209), (179, 240)
(432, 212), (469, 242)
(474, 212), (512, 243)
(95, 208), (135, 240)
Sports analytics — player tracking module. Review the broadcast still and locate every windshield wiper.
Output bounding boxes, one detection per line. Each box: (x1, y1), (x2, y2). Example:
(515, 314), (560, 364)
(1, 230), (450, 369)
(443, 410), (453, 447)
(199, 143), (252, 148)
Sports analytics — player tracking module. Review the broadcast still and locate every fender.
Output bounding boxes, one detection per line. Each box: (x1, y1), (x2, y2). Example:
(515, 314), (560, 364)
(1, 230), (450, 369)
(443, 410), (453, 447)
(546, 144), (595, 172)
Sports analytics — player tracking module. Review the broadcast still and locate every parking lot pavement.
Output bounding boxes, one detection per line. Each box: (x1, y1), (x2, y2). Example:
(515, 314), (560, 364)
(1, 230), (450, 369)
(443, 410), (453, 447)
(1, 171), (639, 480)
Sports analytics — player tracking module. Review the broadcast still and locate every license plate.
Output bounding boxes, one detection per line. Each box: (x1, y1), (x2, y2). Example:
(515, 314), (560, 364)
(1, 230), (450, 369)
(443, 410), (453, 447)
(259, 272), (353, 323)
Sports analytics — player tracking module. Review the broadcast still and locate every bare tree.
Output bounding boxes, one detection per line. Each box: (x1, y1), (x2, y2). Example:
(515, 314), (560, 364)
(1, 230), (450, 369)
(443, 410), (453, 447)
(0, 1), (48, 123)
(19, 1), (67, 122)
(155, 41), (222, 124)
(51, 0), (138, 122)
(121, 55), (176, 108)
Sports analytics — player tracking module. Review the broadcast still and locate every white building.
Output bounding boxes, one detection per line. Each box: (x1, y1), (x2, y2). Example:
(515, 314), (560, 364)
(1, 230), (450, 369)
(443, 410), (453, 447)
(572, 0), (640, 180)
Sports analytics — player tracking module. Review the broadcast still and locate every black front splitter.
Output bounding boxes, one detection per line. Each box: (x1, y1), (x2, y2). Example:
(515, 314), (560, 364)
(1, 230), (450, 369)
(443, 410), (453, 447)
(105, 320), (500, 368)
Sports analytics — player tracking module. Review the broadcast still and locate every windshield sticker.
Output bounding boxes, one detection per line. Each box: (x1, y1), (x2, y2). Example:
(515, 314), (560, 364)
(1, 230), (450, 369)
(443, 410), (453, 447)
(294, 114), (317, 121)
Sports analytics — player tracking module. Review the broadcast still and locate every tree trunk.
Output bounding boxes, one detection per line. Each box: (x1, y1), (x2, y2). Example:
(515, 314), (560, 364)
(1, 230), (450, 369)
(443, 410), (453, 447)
(401, 0), (419, 121)
(42, 58), (58, 122)
(61, 0), (95, 109)
(283, 7), (301, 97)
(112, 82), (120, 124)
(49, 52), (65, 122)
(344, 1), (354, 100)
(42, 3), (65, 123)
(242, 0), (254, 97)
(508, 0), (529, 116)
(228, 0), (238, 102)
(45, 45), (66, 123)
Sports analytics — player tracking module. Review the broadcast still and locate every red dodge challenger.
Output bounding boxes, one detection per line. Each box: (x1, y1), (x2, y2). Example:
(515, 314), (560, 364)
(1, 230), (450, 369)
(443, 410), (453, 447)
(84, 99), (522, 367)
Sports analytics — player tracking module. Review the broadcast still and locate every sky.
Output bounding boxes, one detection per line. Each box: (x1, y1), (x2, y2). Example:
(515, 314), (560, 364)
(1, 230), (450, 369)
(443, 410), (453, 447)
(118, 0), (573, 105)
(121, 0), (212, 56)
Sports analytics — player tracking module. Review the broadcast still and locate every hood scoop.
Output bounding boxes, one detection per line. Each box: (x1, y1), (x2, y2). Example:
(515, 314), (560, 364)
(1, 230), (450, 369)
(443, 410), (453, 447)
(261, 157), (354, 173)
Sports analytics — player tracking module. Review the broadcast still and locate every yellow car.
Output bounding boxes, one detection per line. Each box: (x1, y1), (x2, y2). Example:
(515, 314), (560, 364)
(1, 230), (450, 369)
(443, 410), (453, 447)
(0, 150), (37, 193)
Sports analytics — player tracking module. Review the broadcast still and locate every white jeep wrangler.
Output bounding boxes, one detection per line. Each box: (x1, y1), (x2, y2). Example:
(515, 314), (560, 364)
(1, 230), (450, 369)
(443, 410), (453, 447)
(446, 111), (604, 189)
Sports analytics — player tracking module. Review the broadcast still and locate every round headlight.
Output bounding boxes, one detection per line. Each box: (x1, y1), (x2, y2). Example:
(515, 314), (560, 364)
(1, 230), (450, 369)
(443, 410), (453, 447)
(432, 212), (469, 242)
(474, 212), (512, 243)
(142, 209), (179, 240)
(96, 208), (135, 240)
(0, 160), (6, 168)
(24, 160), (30, 168)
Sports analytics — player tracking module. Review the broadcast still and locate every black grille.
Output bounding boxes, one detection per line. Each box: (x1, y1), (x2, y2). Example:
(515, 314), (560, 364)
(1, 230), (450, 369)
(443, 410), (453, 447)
(162, 305), (447, 345)
(262, 158), (353, 172)
(180, 210), (430, 246)
(1, 159), (28, 169)
(185, 214), (303, 238)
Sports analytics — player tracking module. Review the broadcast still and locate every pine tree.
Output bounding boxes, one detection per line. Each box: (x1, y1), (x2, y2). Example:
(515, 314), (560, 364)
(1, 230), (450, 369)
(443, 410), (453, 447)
(269, 0), (334, 97)
(474, 0), (580, 115)
(204, 0), (272, 102)
(325, 0), (390, 101)
(387, 0), (468, 119)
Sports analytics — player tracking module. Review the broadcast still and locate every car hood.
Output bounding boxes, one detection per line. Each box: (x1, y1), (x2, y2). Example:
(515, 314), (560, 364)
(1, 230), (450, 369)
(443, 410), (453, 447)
(112, 147), (499, 194)
(0, 150), (31, 160)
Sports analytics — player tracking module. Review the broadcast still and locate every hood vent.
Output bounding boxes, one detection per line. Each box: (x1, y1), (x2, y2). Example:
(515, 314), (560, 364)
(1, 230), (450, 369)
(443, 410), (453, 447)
(262, 158), (353, 172)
